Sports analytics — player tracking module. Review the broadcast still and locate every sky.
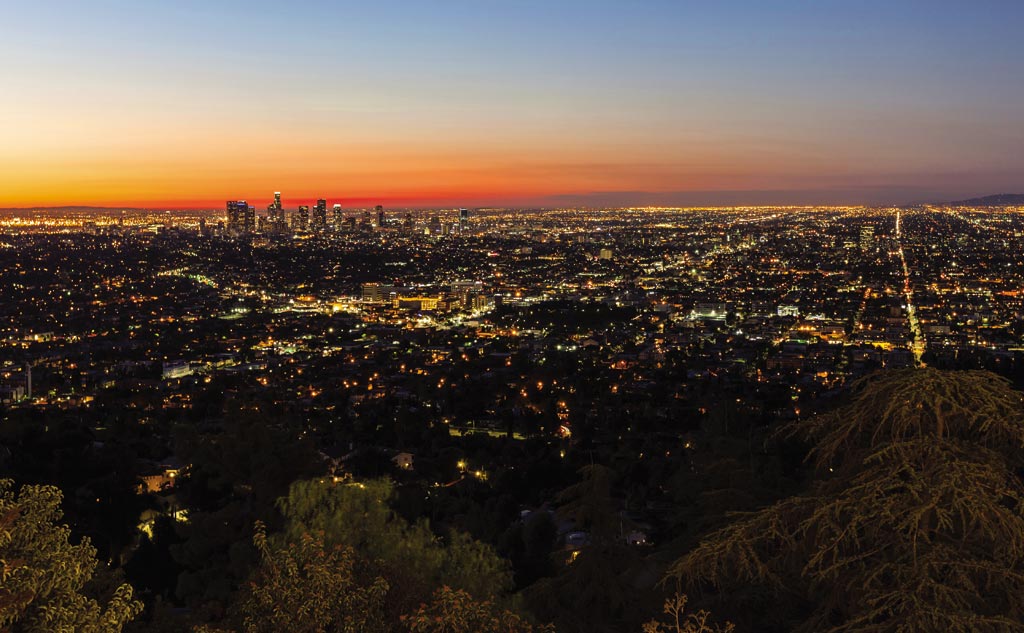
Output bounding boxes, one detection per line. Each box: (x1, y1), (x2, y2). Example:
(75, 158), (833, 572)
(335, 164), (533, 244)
(2, 0), (1023, 209)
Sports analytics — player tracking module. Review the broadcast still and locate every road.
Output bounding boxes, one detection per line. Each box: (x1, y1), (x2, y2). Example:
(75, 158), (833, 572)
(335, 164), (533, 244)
(894, 211), (926, 365)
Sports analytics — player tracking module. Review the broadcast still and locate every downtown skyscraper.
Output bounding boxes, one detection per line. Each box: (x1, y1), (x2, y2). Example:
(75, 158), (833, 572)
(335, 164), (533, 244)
(313, 198), (328, 230)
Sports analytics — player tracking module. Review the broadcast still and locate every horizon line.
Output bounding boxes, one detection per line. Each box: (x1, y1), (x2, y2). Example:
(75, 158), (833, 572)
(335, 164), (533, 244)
(0, 188), (1016, 212)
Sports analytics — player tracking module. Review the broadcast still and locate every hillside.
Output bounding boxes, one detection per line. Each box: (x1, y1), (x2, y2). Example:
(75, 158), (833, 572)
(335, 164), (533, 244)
(952, 193), (1024, 206)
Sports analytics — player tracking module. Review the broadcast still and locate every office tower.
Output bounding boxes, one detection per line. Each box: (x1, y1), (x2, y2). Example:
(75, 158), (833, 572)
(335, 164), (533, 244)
(860, 225), (875, 251)
(297, 205), (310, 231)
(313, 198), (327, 230)
(333, 204), (343, 228)
(268, 191), (284, 225)
(459, 208), (469, 232)
(404, 212), (413, 229)
(361, 282), (396, 303)
(226, 200), (246, 234)
(244, 204), (256, 233)
(375, 204), (385, 228)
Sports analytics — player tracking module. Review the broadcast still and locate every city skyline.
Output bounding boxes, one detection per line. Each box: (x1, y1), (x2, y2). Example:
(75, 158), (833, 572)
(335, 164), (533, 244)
(3, 1), (1024, 209)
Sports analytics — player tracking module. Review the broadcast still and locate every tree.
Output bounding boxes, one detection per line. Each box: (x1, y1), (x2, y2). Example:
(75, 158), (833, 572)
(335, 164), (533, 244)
(170, 403), (320, 613)
(232, 522), (388, 633)
(402, 586), (554, 633)
(668, 368), (1024, 633)
(552, 465), (621, 544)
(0, 479), (142, 632)
(642, 593), (733, 633)
(194, 526), (545, 633)
(276, 478), (513, 613)
(524, 465), (642, 633)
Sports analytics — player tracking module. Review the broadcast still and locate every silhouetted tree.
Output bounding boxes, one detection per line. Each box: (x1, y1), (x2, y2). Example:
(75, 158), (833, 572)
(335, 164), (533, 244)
(642, 592), (733, 633)
(668, 368), (1024, 633)
(402, 586), (554, 633)
(525, 465), (642, 633)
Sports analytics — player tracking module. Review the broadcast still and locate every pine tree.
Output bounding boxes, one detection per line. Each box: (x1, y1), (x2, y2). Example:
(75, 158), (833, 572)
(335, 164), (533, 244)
(667, 368), (1024, 633)
(525, 465), (642, 633)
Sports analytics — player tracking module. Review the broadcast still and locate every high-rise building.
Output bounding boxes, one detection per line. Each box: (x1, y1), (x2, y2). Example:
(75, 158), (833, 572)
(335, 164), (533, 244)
(333, 204), (343, 228)
(459, 208), (469, 232)
(244, 204), (256, 233)
(375, 205), (385, 228)
(860, 225), (875, 251)
(428, 215), (442, 235)
(226, 201), (239, 232)
(226, 200), (248, 234)
(313, 198), (327, 230)
(268, 192), (284, 224)
(297, 205), (310, 231)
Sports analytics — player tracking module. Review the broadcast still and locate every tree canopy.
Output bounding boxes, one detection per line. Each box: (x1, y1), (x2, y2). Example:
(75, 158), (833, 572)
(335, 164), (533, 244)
(0, 479), (141, 633)
(276, 478), (513, 609)
(668, 368), (1024, 633)
(234, 522), (388, 633)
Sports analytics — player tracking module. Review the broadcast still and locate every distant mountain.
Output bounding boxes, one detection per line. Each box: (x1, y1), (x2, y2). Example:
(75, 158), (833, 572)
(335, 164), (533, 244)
(951, 193), (1024, 206)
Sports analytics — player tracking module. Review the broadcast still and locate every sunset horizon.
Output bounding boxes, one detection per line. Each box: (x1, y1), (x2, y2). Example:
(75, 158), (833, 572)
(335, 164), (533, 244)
(2, 183), (1018, 212)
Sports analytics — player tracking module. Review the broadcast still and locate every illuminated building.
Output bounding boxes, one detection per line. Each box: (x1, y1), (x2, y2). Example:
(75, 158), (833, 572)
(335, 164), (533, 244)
(313, 198), (327, 230)
(244, 203), (256, 234)
(268, 191), (285, 225)
(860, 224), (875, 251)
(226, 200), (243, 233)
(362, 282), (396, 302)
